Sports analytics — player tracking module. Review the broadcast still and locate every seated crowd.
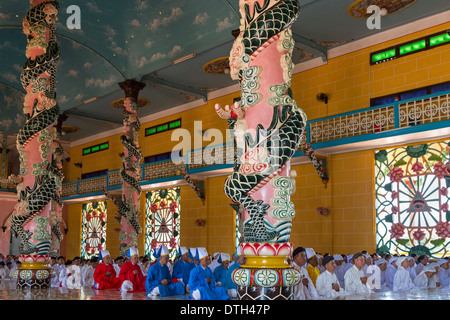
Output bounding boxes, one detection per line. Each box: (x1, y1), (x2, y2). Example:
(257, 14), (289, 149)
(1, 247), (449, 299)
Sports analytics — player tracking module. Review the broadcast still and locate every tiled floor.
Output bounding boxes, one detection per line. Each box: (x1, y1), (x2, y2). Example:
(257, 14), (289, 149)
(1, 279), (450, 300)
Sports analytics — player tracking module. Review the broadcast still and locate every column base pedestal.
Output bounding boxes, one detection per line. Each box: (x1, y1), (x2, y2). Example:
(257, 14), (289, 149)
(237, 285), (294, 300)
(13, 261), (54, 289)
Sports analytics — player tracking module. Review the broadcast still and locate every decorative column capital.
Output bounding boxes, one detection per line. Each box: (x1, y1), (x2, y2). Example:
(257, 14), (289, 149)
(118, 79), (146, 101)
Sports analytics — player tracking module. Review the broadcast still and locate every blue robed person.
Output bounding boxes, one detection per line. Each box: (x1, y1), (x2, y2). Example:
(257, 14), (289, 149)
(188, 247), (230, 300)
(172, 246), (195, 292)
(213, 253), (230, 287)
(145, 245), (185, 297)
(225, 247), (247, 299)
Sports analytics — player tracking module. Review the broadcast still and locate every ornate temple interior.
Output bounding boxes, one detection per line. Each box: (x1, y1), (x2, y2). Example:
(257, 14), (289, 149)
(0, 0), (450, 303)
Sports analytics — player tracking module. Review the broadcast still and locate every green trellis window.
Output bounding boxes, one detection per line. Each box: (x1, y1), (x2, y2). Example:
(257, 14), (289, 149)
(375, 141), (450, 258)
(145, 188), (181, 260)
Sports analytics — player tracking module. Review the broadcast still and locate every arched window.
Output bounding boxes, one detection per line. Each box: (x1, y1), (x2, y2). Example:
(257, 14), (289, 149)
(81, 201), (107, 259)
(145, 188), (180, 260)
(375, 141), (450, 258)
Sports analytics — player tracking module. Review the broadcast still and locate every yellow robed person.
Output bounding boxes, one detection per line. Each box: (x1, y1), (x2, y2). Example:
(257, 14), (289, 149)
(305, 248), (320, 287)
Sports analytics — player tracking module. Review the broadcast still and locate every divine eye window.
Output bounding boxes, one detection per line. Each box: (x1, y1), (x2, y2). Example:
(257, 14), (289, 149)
(375, 141), (450, 258)
(145, 188), (181, 260)
(81, 201), (107, 259)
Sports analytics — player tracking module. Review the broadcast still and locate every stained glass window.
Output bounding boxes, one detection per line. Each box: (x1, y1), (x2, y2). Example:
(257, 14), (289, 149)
(375, 141), (450, 258)
(145, 188), (180, 260)
(81, 201), (107, 259)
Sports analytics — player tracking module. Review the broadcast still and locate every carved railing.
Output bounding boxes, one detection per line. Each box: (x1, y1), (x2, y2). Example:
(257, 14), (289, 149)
(59, 90), (450, 199)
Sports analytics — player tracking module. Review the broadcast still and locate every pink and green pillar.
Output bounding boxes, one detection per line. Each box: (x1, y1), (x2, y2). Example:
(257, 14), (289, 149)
(12, 0), (61, 288)
(216, 0), (305, 300)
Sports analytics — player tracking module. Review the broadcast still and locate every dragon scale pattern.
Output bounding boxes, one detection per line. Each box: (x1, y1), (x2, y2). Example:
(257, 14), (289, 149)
(216, 0), (305, 243)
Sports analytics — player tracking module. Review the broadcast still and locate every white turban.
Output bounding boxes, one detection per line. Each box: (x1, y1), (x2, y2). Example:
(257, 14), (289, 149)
(179, 247), (188, 256)
(333, 254), (343, 261)
(305, 248), (317, 260)
(396, 256), (407, 268)
(375, 259), (387, 266)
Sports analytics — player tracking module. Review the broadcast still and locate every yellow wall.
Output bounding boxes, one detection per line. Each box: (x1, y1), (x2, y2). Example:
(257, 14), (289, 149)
(64, 23), (450, 259)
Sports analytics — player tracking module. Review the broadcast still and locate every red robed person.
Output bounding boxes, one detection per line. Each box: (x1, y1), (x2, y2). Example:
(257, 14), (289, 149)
(93, 250), (121, 290)
(119, 247), (146, 292)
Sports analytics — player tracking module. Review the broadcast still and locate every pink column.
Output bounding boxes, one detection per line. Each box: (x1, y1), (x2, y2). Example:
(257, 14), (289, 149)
(11, 0), (61, 288)
(106, 80), (146, 257)
(215, 0), (305, 299)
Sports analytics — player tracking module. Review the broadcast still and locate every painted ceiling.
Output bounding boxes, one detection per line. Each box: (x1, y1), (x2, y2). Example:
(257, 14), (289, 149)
(0, 0), (449, 141)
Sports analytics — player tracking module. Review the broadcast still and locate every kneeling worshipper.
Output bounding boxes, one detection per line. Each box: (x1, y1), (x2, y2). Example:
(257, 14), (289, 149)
(188, 248), (230, 300)
(344, 252), (373, 296)
(93, 250), (121, 290)
(413, 265), (438, 289)
(305, 248), (320, 287)
(333, 254), (346, 289)
(393, 256), (416, 292)
(145, 245), (185, 297)
(290, 247), (318, 300)
(315, 255), (348, 299)
(119, 247), (146, 292)
(213, 253), (230, 287)
(225, 247), (247, 299)
(172, 247), (191, 288)
(437, 259), (449, 286)
(385, 256), (398, 288)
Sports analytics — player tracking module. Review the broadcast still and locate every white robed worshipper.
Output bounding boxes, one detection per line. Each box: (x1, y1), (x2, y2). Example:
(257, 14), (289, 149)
(385, 257), (398, 288)
(317, 255), (325, 274)
(290, 247), (318, 300)
(361, 254), (372, 275)
(82, 257), (97, 287)
(209, 252), (221, 272)
(393, 256), (416, 292)
(315, 256), (348, 299)
(437, 259), (450, 287)
(344, 252), (373, 296)
(374, 259), (388, 289)
(333, 254), (345, 288)
(415, 255), (429, 276)
(343, 254), (354, 275)
(407, 257), (417, 281)
(428, 262), (441, 288)
(413, 265), (437, 289)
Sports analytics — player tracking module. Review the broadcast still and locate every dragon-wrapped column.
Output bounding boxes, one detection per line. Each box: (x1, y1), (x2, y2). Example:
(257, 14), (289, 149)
(106, 79), (146, 257)
(215, 0), (305, 300)
(11, 0), (61, 289)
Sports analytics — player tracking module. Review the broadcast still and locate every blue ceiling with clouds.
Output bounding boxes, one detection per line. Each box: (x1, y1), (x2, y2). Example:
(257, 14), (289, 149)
(0, 0), (449, 139)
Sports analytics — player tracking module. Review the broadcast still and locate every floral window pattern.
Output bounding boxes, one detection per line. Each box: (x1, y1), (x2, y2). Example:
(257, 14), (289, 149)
(81, 201), (107, 259)
(145, 188), (180, 260)
(375, 141), (450, 258)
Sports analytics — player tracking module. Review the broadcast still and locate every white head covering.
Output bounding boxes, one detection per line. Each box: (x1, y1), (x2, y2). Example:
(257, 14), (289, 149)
(99, 250), (110, 260)
(219, 253), (230, 262)
(429, 262), (439, 270)
(423, 265), (436, 273)
(179, 247), (188, 256)
(438, 259), (448, 266)
(235, 246), (243, 257)
(396, 256), (407, 268)
(127, 247), (139, 258)
(197, 247), (208, 260)
(333, 254), (343, 261)
(376, 259), (387, 266)
(159, 245), (169, 256)
(347, 254), (354, 262)
(305, 248), (317, 260)
(389, 257), (398, 265)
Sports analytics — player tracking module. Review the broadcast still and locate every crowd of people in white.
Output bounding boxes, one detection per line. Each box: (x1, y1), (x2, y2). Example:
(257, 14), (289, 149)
(1, 247), (449, 299)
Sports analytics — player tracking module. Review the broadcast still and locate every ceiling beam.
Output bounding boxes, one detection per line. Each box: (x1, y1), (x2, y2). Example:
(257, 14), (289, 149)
(63, 110), (123, 125)
(140, 74), (208, 103)
(292, 32), (328, 62)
